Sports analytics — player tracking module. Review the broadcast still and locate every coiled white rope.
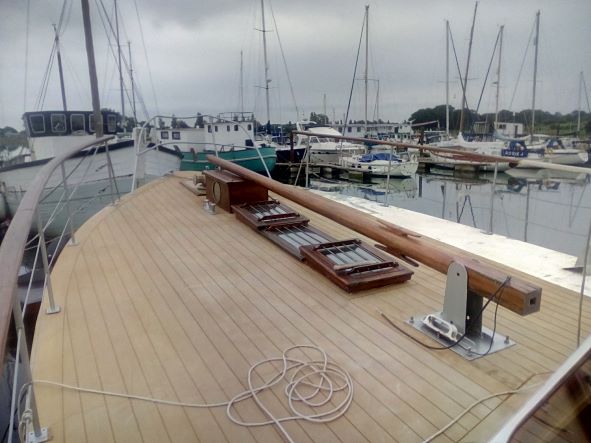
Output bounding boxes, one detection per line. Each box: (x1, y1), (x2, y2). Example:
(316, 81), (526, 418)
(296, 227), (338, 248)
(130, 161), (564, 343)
(32, 345), (353, 443)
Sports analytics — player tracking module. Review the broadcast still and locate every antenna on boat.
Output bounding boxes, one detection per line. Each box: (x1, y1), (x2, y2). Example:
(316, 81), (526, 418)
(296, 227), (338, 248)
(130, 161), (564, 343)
(81, 0), (103, 138)
(530, 10), (540, 139)
(53, 24), (68, 112)
(459, 1), (478, 134)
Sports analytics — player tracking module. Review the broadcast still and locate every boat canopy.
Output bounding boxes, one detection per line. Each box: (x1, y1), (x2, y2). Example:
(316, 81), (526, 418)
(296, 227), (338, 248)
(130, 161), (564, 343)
(358, 152), (400, 163)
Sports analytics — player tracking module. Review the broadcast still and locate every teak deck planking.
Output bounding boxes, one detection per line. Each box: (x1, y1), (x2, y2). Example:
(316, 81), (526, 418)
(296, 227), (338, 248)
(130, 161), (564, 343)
(30, 173), (591, 442)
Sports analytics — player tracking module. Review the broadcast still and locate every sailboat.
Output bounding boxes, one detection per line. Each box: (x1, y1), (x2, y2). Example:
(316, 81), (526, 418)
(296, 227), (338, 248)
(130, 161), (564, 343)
(0, 4), (180, 237)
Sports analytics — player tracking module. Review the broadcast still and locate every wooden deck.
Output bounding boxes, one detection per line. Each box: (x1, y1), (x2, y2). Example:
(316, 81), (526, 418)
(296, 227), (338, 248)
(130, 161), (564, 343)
(31, 173), (591, 442)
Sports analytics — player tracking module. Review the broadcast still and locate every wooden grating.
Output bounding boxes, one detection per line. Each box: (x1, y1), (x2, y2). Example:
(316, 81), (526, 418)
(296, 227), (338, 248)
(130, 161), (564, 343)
(300, 239), (414, 292)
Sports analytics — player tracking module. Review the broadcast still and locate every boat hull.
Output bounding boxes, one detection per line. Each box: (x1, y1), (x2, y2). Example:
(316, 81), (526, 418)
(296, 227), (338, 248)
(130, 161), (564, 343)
(0, 142), (180, 237)
(180, 147), (276, 173)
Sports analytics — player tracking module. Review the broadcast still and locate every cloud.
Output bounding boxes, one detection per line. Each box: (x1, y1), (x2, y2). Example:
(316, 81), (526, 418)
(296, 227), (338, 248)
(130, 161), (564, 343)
(1, 0), (590, 129)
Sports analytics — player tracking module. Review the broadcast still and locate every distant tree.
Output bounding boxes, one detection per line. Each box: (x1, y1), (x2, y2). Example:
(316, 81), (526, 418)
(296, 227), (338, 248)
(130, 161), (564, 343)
(309, 112), (329, 125)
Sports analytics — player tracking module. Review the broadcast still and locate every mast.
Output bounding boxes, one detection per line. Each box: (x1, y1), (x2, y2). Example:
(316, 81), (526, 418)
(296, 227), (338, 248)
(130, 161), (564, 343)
(577, 71), (583, 134)
(531, 10), (540, 139)
(128, 42), (137, 122)
(364, 4), (369, 134)
(376, 79), (380, 121)
(445, 20), (449, 136)
(459, 1), (478, 133)
(494, 25), (504, 126)
(323, 93), (327, 118)
(240, 50), (244, 114)
(260, 0), (271, 126)
(114, 0), (125, 121)
(53, 24), (68, 112)
(81, 0), (103, 138)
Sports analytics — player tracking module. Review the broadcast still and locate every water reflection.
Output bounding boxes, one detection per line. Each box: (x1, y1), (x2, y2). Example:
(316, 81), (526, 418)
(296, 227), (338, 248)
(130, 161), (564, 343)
(308, 169), (591, 257)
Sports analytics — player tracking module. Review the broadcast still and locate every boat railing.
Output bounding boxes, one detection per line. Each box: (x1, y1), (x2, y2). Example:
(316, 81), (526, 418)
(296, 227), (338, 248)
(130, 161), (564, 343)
(0, 135), (117, 442)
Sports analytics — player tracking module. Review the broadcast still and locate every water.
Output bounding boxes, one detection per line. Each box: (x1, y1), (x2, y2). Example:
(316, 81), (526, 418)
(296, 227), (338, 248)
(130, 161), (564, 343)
(304, 168), (591, 258)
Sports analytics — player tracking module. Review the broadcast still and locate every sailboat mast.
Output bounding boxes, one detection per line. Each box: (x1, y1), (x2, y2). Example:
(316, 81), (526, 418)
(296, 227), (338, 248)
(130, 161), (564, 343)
(364, 4), (369, 134)
(53, 24), (68, 112)
(81, 0), (103, 138)
(459, 1), (478, 133)
(531, 10), (540, 139)
(494, 25), (504, 126)
(114, 0), (125, 121)
(445, 20), (449, 136)
(128, 42), (137, 122)
(260, 0), (271, 125)
(240, 50), (244, 114)
(577, 71), (583, 134)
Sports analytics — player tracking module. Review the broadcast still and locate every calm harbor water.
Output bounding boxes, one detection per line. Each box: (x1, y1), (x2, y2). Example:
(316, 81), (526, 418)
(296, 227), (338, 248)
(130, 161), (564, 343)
(303, 168), (591, 258)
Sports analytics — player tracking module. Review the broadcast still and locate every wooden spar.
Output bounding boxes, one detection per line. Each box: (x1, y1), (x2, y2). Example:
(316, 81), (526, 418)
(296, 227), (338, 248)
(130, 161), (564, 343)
(207, 155), (542, 315)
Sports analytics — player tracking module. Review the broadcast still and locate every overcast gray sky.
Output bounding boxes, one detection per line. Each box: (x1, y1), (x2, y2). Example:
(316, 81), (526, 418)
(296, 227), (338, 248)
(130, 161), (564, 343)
(1, 0), (590, 129)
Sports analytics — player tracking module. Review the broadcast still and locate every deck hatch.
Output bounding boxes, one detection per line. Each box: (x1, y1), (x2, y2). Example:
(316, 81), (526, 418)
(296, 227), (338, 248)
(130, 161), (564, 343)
(233, 200), (309, 229)
(233, 200), (334, 259)
(301, 239), (413, 292)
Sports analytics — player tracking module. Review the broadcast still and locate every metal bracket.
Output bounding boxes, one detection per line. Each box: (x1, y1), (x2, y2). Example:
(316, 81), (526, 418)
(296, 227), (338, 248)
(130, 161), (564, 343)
(408, 261), (515, 360)
(27, 427), (49, 443)
(46, 305), (61, 315)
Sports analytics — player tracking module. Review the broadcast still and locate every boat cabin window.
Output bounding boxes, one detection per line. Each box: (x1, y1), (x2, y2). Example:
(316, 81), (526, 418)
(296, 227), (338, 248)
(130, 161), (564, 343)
(160, 131), (169, 139)
(51, 114), (66, 133)
(347, 127), (352, 133)
(71, 114), (85, 132)
(107, 114), (117, 133)
(89, 115), (95, 132)
(247, 124), (252, 131)
(29, 114), (45, 134)
(234, 125), (239, 131)
(227, 125), (231, 132)
(357, 127), (361, 132)
(310, 137), (319, 144)
(172, 131), (180, 140)
(207, 125), (212, 133)
(215, 126), (219, 132)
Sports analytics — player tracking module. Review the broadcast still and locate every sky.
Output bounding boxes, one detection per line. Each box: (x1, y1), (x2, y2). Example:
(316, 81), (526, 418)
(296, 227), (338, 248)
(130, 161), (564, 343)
(1, 0), (590, 130)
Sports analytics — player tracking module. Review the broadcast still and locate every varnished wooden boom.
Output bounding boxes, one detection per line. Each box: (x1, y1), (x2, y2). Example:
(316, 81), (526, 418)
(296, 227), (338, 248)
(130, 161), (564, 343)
(207, 155), (542, 315)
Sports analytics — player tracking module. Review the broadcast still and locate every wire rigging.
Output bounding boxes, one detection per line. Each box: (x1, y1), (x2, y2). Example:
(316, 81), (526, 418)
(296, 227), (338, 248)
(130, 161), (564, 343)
(509, 19), (536, 111)
(343, 12), (366, 134)
(269, 0), (300, 122)
(475, 29), (501, 114)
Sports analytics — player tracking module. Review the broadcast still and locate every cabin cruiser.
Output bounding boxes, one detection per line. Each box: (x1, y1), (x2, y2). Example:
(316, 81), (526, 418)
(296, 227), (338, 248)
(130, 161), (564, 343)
(275, 121), (366, 164)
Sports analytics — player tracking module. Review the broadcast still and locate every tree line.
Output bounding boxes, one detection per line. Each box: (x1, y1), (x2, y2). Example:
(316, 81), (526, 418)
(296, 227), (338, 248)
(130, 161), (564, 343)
(409, 105), (591, 136)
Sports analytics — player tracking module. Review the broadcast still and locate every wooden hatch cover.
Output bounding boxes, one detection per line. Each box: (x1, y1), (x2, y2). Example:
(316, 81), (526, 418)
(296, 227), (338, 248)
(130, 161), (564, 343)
(233, 200), (335, 260)
(300, 239), (413, 292)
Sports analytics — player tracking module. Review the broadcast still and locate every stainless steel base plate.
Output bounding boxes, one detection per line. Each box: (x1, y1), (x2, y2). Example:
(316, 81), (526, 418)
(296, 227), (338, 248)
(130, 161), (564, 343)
(407, 313), (515, 361)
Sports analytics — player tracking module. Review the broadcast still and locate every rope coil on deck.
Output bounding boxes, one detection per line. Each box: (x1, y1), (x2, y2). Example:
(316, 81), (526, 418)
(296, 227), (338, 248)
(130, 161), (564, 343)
(31, 345), (353, 443)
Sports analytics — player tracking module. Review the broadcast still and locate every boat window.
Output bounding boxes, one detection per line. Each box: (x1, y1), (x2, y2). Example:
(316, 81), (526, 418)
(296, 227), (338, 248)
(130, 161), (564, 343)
(234, 125), (239, 131)
(89, 114), (95, 132)
(29, 114), (45, 134)
(71, 114), (85, 132)
(215, 126), (219, 132)
(172, 131), (180, 140)
(347, 127), (352, 133)
(247, 124), (252, 131)
(160, 131), (169, 139)
(357, 127), (361, 132)
(51, 114), (66, 133)
(208, 125), (212, 133)
(310, 137), (319, 144)
(107, 114), (117, 133)
(227, 125), (231, 132)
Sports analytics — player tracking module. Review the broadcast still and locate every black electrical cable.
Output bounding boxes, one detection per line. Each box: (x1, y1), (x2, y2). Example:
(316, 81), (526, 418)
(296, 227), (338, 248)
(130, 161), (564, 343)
(381, 276), (510, 355)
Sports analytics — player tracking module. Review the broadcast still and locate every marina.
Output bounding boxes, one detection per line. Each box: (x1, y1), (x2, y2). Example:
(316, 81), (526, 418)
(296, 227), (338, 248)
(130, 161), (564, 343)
(1, 0), (591, 442)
